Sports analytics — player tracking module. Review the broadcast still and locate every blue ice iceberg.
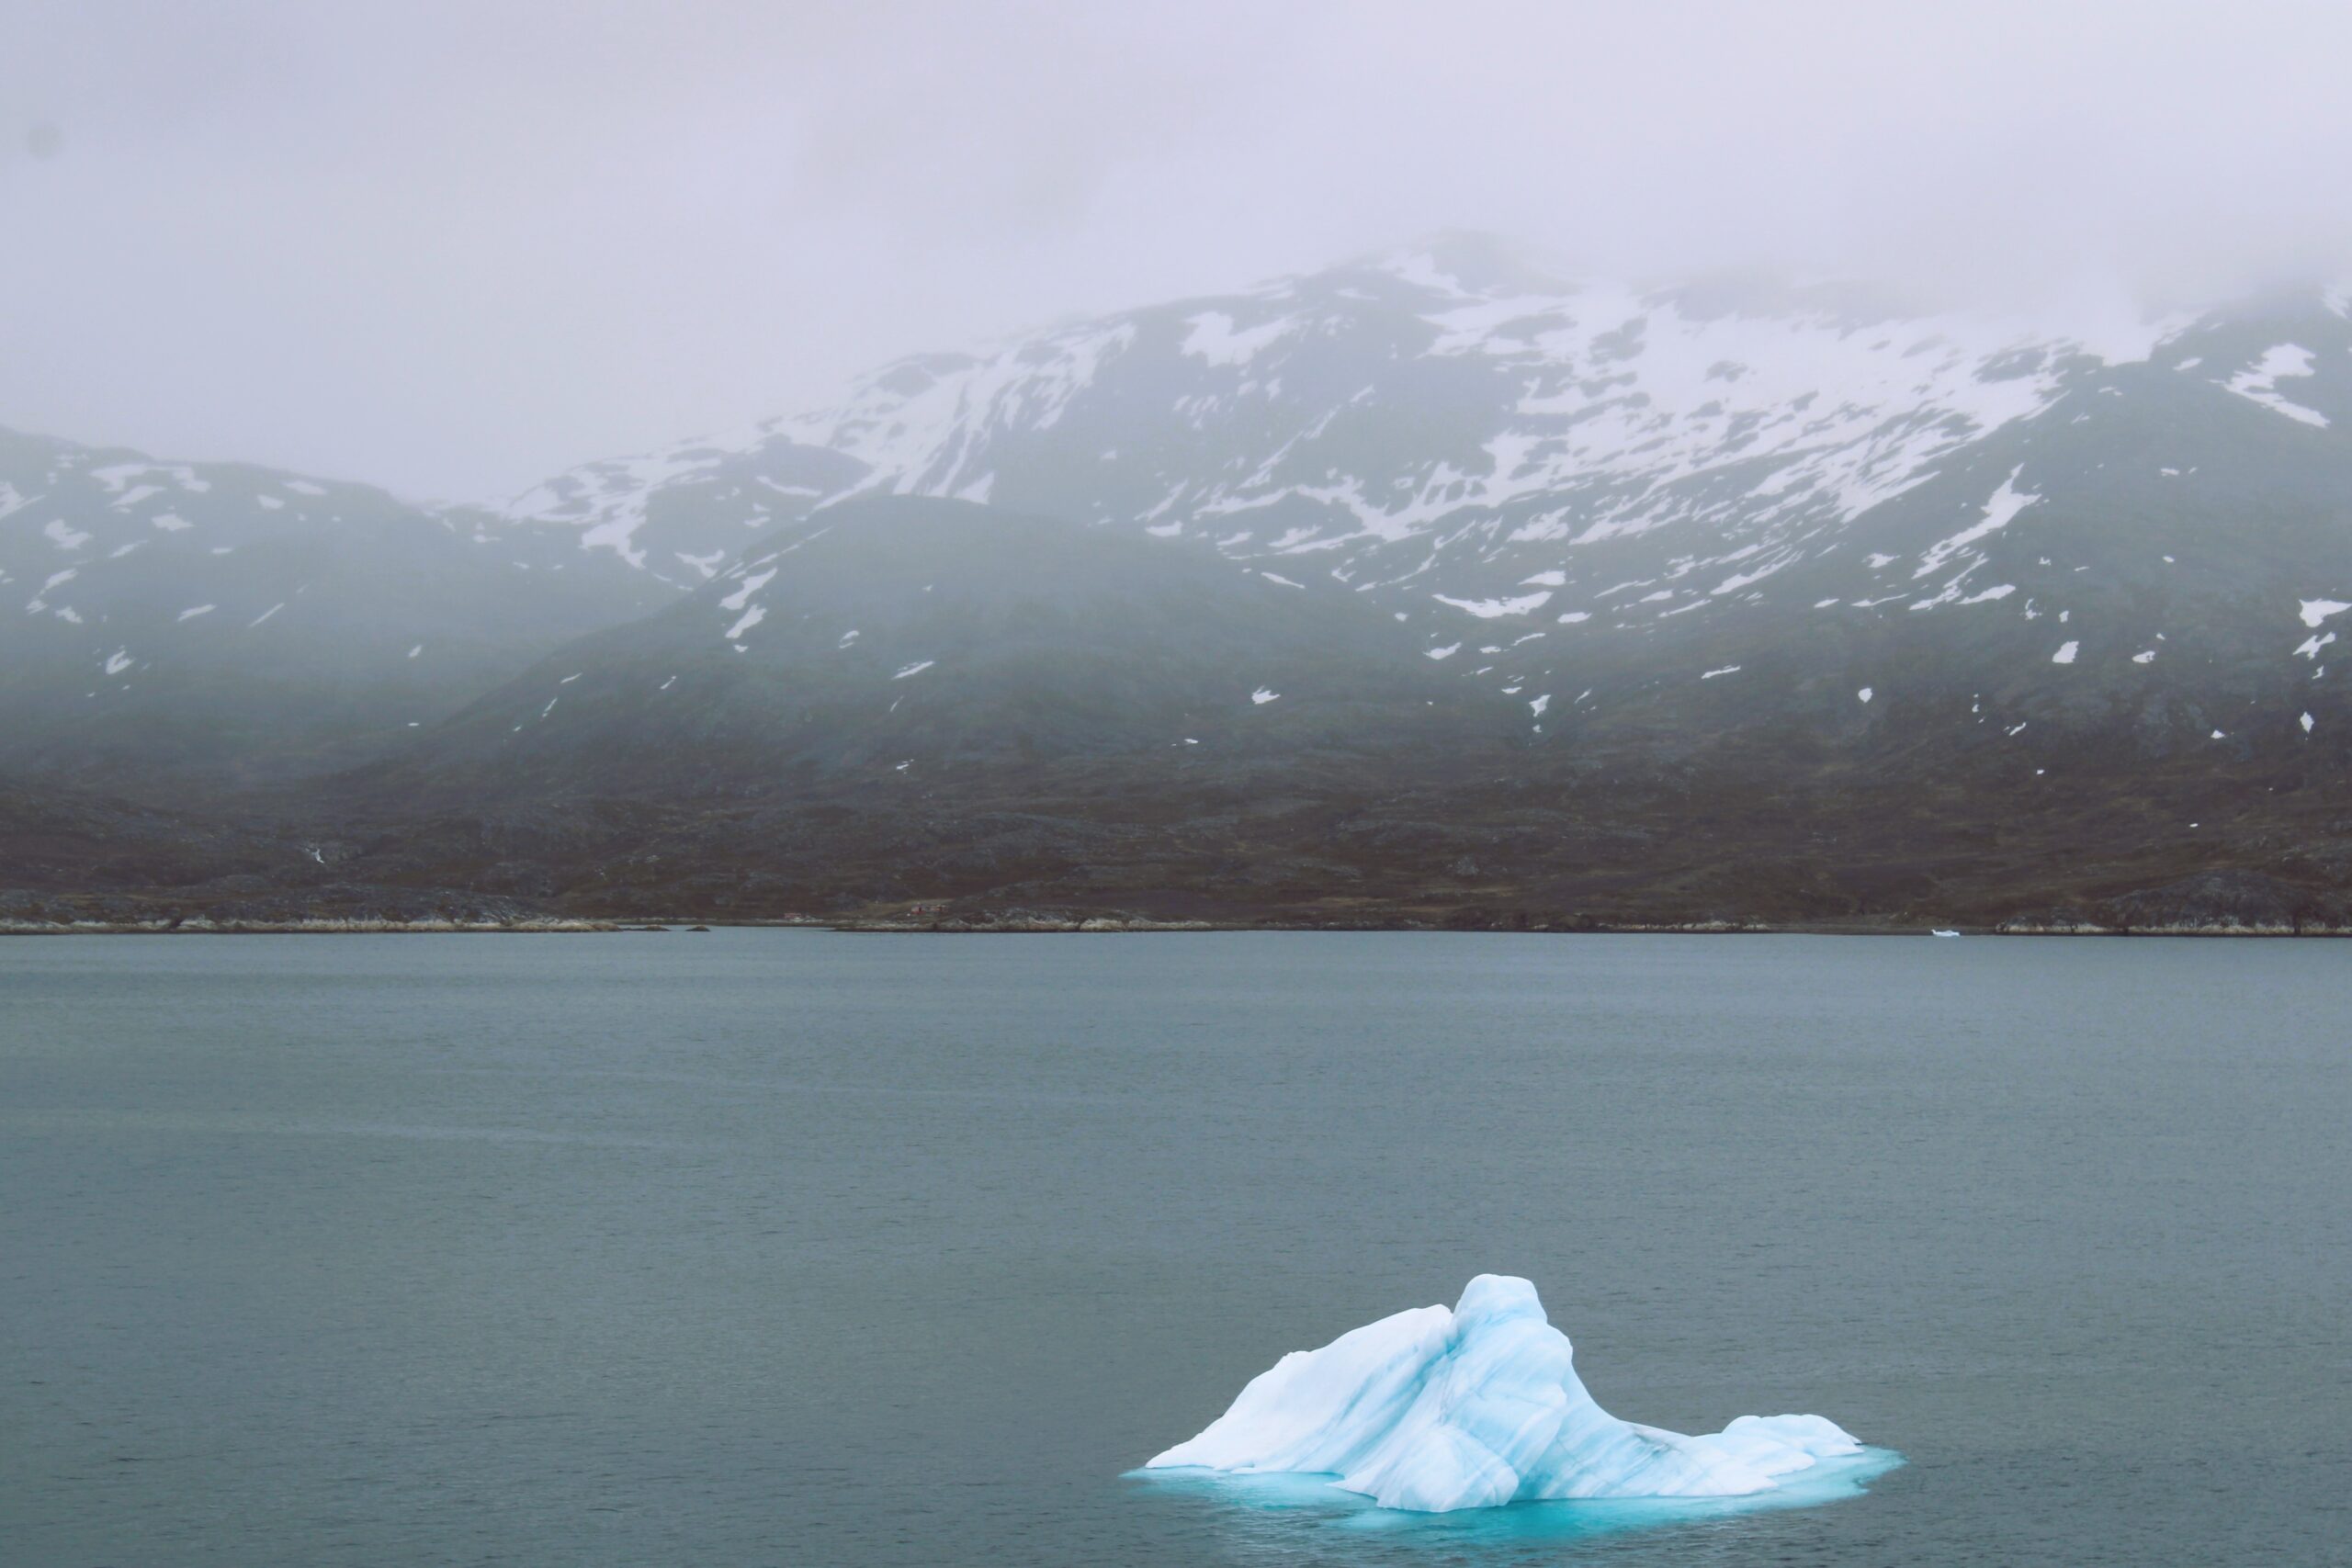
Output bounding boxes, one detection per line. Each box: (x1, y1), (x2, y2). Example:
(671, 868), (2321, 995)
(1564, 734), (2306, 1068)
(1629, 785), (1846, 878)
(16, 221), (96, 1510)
(1148, 1274), (1872, 1514)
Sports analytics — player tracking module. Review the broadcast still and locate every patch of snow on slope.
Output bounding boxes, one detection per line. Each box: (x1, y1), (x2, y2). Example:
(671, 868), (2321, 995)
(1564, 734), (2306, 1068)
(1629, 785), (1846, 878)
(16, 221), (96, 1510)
(718, 569), (775, 612)
(1916, 469), (2037, 579)
(176, 604), (214, 621)
(1434, 591), (1552, 618)
(2052, 640), (2079, 664)
(1251, 687), (1280, 704)
(2298, 598), (2349, 628)
(892, 660), (934, 680)
(2225, 345), (2329, 427)
(789, 320), (1137, 495)
(1182, 310), (1298, 367)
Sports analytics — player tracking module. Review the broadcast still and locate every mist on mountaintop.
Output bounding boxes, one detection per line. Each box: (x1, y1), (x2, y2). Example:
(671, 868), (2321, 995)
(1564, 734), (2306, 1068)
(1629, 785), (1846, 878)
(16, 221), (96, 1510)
(4, 0), (2349, 497)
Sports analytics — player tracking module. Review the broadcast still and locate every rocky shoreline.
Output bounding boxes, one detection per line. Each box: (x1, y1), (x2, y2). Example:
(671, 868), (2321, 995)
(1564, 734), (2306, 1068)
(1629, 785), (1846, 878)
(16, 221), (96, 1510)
(0, 916), (622, 935)
(17, 915), (2335, 937)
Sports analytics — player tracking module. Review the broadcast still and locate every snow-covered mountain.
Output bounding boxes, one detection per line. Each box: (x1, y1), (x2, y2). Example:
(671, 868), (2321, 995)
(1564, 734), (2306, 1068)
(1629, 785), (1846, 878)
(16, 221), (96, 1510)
(9, 235), (2352, 925)
(490, 237), (2352, 755)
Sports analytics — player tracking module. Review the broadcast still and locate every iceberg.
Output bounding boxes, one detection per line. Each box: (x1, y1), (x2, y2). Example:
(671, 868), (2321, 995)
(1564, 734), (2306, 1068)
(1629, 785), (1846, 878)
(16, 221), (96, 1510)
(1147, 1274), (1872, 1514)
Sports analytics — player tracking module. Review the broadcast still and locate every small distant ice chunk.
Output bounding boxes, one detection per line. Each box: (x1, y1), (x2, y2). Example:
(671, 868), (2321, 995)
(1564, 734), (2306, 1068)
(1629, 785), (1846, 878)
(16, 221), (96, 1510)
(892, 660), (934, 680)
(2301, 712), (2315, 734)
(1701, 664), (1741, 679)
(1259, 571), (1306, 590)
(1857, 686), (1873, 703)
(175, 604), (214, 621)
(1556, 611), (1591, 624)
(1529, 694), (1550, 716)
(2052, 640), (2079, 664)
(2132, 649), (2156, 664)
(408, 643), (424, 658)
(1250, 687), (1280, 705)
(1426, 643), (1461, 660)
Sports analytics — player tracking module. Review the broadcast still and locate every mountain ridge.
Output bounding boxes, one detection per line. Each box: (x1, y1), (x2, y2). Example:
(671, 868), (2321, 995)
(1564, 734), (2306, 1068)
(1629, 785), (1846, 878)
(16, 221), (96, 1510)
(6, 238), (2352, 928)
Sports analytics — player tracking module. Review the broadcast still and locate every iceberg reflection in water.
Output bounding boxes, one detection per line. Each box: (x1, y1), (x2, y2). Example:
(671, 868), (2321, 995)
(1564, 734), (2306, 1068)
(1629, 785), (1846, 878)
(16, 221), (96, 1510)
(1137, 1274), (1902, 1533)
(1132, 1449), (1904, 1550)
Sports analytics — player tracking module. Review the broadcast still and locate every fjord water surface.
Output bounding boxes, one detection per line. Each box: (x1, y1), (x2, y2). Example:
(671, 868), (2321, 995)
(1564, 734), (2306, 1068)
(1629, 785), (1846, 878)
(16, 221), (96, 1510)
(1, 932), (2343, 1566)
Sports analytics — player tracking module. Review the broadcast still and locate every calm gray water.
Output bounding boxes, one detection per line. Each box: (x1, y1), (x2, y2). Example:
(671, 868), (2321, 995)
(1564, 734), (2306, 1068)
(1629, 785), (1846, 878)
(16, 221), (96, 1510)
(1, 931), (2345, 1566)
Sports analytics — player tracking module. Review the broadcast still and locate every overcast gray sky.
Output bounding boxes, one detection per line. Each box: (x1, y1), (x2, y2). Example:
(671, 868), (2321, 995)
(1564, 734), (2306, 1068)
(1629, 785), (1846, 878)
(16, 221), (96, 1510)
(4, 0), (2348, 499)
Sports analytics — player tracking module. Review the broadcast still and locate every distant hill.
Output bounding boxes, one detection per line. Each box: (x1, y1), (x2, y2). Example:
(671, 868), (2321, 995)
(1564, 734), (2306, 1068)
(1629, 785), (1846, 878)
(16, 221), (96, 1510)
(6, 238), (2352, 930)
